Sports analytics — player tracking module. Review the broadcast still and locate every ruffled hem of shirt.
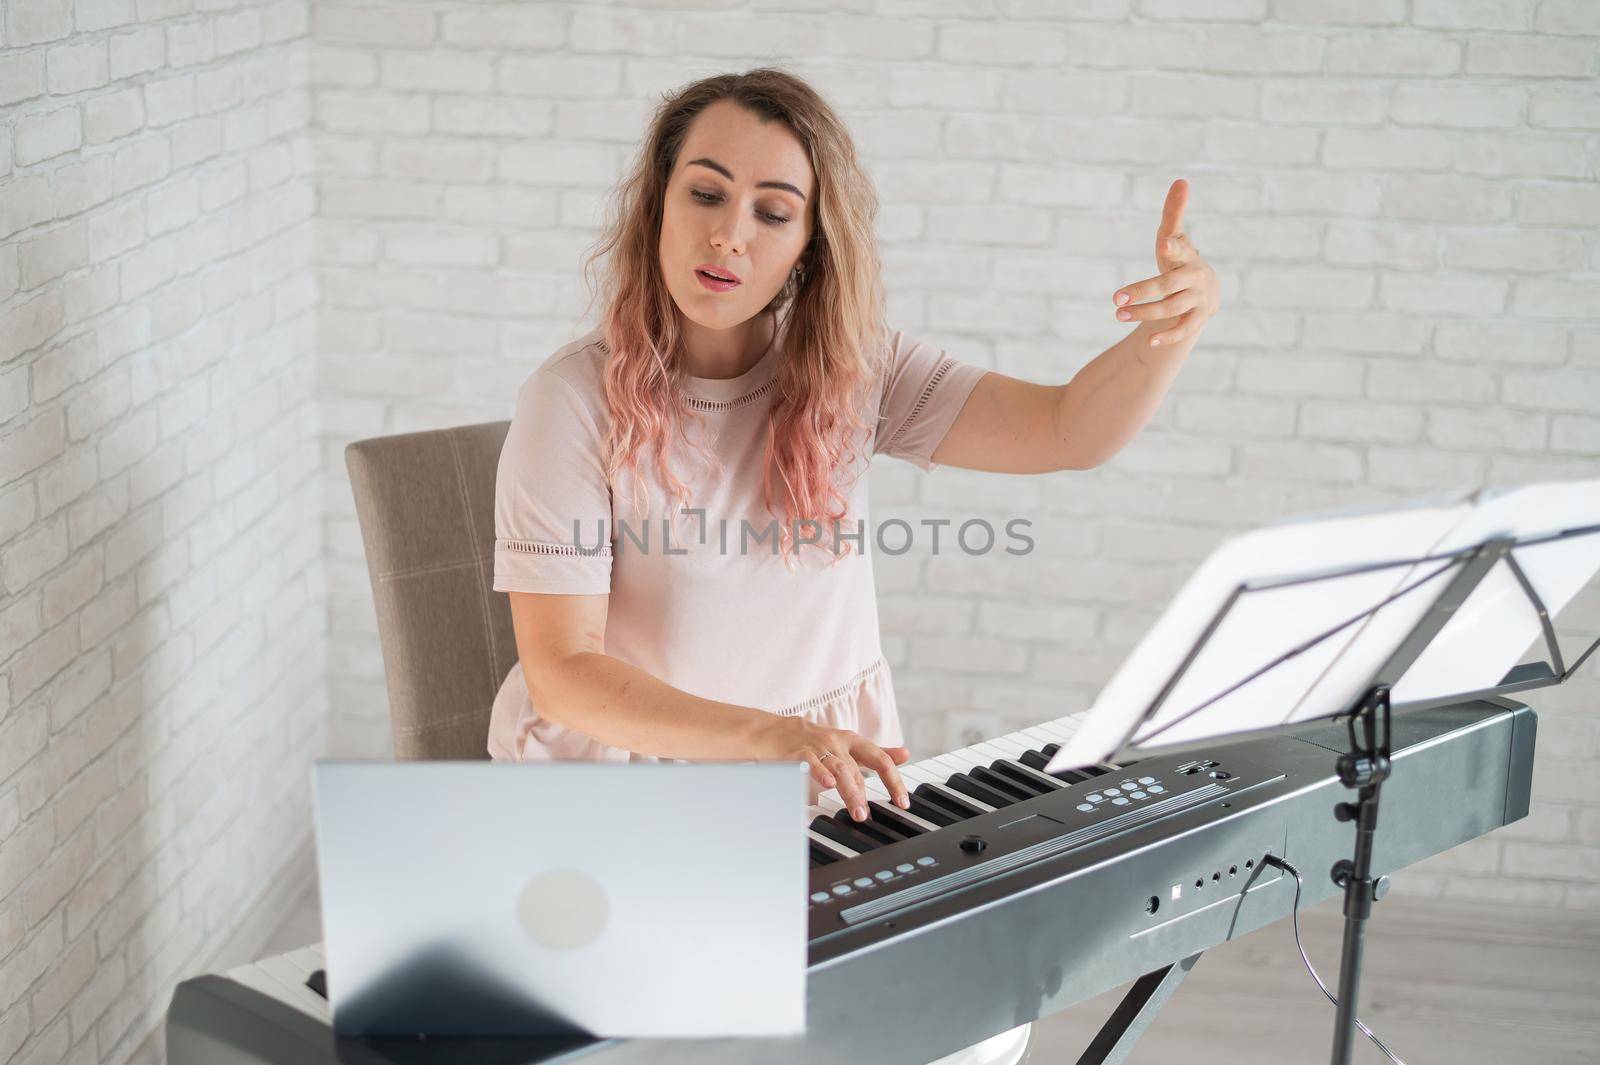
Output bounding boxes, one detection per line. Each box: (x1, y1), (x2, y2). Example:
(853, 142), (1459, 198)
(487, 656), (906, 804)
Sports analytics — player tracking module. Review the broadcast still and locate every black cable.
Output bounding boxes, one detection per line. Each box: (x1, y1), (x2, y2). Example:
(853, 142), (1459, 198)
(1261, 853), (1408, 1065)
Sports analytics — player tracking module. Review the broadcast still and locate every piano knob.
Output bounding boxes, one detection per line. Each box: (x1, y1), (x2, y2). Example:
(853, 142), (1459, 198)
(959, 835), (987, 855)
(1334, 802), (1358, 823)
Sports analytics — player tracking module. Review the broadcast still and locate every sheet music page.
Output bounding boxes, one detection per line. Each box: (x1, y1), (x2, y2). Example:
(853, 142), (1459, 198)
(1047, 478), (1600, 772)
(1388, 478), (1600, 704)
(1046, 495), (1474, 771)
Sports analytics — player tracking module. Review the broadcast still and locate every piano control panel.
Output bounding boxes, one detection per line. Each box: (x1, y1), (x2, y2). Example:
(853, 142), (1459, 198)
(806, 749), (1284, 936)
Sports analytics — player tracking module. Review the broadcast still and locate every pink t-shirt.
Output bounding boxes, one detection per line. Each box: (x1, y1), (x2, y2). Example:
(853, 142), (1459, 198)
(486, 311), (988, 795)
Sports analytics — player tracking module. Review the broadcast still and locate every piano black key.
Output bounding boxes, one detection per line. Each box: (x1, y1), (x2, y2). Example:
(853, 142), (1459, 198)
(946, 772), (1019, 808)
(1017, 748), (1053, 772)
(992, 759), (1067, 792)
(969, 766), (1036, 802)
(828, 811), (900, 848)
(1018, 746), (1096, 783)
(866, 801), (930, 839)
(913, 782), (987, 820)
(905, 795), (960, 827)
(810, 842), (841, 867)
(811, 815), (886, 854)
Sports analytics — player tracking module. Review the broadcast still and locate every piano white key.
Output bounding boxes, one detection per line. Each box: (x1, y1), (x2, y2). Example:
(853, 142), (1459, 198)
(1032, 721), (1076, 742)
(816, 790), (853, 815)
(255, 953), (336, 1021)
(898, 763), (945, 786)
(941, 748), (988, 773)
(1017, 726), (1065, 748)
(985, 736), (1034, 759)
(224, 961), (322, 1020)
(969, 740), (1019, 763)
(921, 754), (976, 778)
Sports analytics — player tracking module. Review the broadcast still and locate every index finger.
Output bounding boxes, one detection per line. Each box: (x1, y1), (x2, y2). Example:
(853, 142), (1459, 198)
(1158, 178), (1189, 239)
(860, 744), (910, 809)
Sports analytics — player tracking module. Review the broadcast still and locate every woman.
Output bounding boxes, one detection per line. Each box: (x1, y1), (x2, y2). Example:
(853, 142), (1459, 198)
(488, 68), (1219, 1065)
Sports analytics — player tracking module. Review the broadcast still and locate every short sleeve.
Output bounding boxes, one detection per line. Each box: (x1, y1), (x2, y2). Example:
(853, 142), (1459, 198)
(872, 329), (988, 472)
(493, 367), (613, 595)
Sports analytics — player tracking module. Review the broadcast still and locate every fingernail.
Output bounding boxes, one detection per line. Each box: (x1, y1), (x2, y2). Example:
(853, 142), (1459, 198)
(1115, 292), (1129, 306)
(1117, 309), (1131, 320)
(1150, 337), (1161, 347)
(854, 806), (866, 821)
(898, 796), (909, 809)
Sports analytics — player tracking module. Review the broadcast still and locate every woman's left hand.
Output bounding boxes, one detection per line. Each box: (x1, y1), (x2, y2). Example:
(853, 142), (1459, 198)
(1111, 178), (1221, 349)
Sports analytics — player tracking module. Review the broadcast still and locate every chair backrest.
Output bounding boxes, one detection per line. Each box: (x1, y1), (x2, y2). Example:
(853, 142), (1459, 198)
(344, 420), (515, 760)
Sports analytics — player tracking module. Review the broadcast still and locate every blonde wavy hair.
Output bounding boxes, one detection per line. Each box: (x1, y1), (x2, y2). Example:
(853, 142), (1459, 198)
(577, 67), (888, 568)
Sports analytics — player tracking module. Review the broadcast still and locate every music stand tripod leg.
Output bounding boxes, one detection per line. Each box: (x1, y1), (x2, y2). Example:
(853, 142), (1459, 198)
(1072, 951), (1202, 1065)
(1328, 684), (1394, 1065)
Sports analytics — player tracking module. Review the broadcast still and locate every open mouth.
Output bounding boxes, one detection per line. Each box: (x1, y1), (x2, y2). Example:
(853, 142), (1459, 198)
(695, 269), (741, 289)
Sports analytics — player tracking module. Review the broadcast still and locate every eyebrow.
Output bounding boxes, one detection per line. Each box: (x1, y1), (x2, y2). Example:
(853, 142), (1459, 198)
(686, 157), (807, 202)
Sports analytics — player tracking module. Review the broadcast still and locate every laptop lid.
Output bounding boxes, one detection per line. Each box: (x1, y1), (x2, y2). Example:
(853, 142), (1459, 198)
(311, 761), (809, 1037)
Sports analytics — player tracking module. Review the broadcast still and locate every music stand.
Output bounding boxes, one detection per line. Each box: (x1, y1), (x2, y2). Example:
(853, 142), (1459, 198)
(1045, 477), (1600, 1065)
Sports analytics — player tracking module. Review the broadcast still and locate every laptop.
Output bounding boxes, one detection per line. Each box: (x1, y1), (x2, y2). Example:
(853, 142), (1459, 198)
(310, 760), (810, 1038)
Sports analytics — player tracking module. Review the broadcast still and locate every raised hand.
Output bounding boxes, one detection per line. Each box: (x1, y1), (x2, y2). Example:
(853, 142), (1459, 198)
(1112, 178), (1221, 349)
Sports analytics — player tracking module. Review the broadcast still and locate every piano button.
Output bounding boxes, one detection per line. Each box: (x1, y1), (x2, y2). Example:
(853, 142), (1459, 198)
(874, 870), (894, 881)
(832, 884), (853, 896)
(946, 772), (1019, 808)
(1139, 776), (1157, 785)
(916, 856), (935, 867)
(1130, 790), (1148, 800)
(970, 765), (1037, 802)
(913, 782), (990, 818)
(993, 759), (1066, 792)
(1149, 784), (1167, 794)
(811, 891), (831, 903)
(809, 827), (858, 859)
(1104, 787), (1121, 796)
(853, 877), (874, 888)
(1087, 793), (1104, 802)
(812, 817), (881, 854)
(830, 812), (899, 848)
(896, 863), (915, 873)
(1076, 803), (1094, 812)
(1111, 796), (1131, 806)
(906, 794), (961, 827)
(1120, 780), (1138, 790)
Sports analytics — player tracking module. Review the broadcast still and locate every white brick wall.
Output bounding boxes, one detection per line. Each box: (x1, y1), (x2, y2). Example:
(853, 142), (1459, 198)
(312, 0), (1600, 925)
(0, 0), (319, 1063)
(0, 3), (1597, 1064)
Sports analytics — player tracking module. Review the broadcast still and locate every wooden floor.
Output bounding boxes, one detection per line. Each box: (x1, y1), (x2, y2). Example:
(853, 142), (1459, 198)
(265, 888), (1600, 1064)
